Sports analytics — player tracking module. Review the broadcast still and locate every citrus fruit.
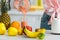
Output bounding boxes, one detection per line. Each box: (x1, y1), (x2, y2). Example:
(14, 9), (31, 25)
(10, 21), (20, 29)
(0, 23), (6, 35)
(8, 27), (18, 36)
(18, 28), (23, 35)
(40, 28), (46, 34)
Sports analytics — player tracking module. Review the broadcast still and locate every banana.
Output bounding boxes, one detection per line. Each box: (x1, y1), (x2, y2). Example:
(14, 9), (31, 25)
(24, 27), (40, 38)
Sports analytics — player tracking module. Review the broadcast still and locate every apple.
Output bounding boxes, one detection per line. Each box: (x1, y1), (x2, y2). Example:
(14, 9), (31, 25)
(23, 26), (32, 35)
(21, 21), (32, 35)
(21, 21), (28, 28)
(26, 26), (32, 31)
(21, 21), (32, 31)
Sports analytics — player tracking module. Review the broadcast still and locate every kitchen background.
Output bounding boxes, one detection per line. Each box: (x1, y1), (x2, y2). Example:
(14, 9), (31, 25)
(0, 0), (44, 31)
(1, 0), (60, 40)
(10, 0), (44, 9)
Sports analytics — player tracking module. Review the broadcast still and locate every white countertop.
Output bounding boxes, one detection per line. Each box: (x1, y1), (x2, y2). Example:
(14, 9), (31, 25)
(8, 9), (44, 16)
(0, 30), (60, 40)
(45, 30), (60, 40)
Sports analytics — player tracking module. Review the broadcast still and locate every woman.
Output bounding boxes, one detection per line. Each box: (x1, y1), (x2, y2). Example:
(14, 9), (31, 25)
(40, 0), (60, 30)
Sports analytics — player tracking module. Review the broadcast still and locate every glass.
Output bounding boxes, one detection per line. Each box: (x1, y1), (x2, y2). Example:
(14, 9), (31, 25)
(14, 0), (30, 27)
(19, 0), (30, 28)
(0, 1), (1, 10)
(0, 0), (1, 15)
(29, 0), (37, 6)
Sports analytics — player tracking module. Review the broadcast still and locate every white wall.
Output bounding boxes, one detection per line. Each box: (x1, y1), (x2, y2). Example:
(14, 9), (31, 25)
(10, 0), (44, 9)
(10, 0), (15, 9)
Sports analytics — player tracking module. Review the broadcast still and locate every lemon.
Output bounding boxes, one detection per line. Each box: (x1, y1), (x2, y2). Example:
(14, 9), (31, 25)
(40, 28), (46, 34)
(8, 27), (18, 36)
(0, 23), (6, 35)
(18, 28), (23, 35)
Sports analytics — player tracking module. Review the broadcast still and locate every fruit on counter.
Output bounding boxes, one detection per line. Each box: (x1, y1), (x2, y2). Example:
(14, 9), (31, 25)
(24, 27), (40, 38)
(0, 0), (11, 29)
(0, 23), (6, 35)
(35, 28), (41, 32)
(21, 21), (28, 29)
(38, 33), (45, 40)
(23, 26), (32, 35)
(8, 27), (18, 36)
(35, 28), (46, 34)
(21, 21), (32, 32)
(26, 26), (32, 31)
(21, 21), (32, 31)
(18, 26), (32, 35)
(10, 21), (20, 30)
(18, 28), (23, 35)
(40, 28), (46, 34)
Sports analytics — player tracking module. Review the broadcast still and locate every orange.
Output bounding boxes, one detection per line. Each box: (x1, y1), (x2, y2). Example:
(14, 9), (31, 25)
(10, 21), (21, 30)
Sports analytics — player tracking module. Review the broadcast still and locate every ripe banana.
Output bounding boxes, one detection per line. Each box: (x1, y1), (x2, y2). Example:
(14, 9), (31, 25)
(24, 27), (40, 38)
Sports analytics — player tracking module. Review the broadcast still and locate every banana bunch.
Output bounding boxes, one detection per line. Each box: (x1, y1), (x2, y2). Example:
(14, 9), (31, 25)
(24, 27), (46, 38)
(24, 27), (45, 38)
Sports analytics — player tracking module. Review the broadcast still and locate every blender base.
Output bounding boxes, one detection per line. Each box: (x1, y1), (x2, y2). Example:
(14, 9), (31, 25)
(51, 33), (60, 35)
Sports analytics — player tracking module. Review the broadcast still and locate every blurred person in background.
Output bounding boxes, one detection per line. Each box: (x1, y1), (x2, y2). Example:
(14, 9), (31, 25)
(40, 0), (60, 30)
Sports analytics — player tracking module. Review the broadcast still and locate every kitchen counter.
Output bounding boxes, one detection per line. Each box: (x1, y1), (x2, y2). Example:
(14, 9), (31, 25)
(0, 30), (60, 40)
(45, 30), (60, 40)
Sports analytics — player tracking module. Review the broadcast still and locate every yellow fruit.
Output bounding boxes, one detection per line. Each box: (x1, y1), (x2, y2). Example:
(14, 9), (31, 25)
(10, 21), (21, 29)
(24, 27), (40, 38)
(35, 28), (41, 32)
(18, 28), (23, 35)
(0, 23), (6, 35)
(40, 28), (46, 34)
(8, 27), (18, 36)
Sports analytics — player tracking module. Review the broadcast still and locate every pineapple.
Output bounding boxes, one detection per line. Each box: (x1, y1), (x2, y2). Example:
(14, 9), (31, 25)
(0, 0), (11, 29)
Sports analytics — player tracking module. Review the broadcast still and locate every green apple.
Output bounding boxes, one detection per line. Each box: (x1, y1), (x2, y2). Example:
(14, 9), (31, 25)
(38, 33), (45, 39)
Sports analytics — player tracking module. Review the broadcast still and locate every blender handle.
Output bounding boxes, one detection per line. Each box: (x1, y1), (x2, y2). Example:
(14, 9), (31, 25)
(8, 0), (11, 10)
(55, 12), (57, 18)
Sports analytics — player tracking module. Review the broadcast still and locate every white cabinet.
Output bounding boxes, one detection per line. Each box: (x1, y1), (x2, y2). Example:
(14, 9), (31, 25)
(8, 9), (44, 31)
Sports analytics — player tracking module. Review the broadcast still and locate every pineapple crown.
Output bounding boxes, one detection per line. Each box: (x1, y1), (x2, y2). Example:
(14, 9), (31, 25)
(1, 0), (8, 13)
